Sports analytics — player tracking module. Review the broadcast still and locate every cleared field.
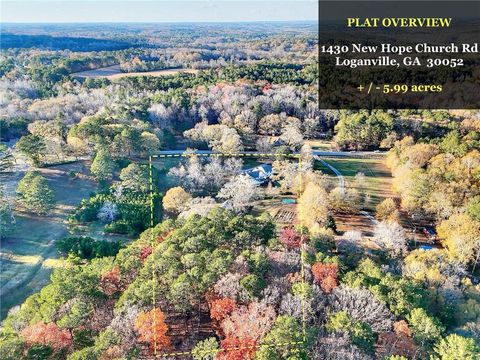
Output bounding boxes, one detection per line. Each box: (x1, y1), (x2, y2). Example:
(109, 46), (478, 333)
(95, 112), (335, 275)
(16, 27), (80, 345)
(0, 162), (109, 319)
(316, 157), (393, 209)
(71, 64), (198, 79)
(305, 139), (333, 151)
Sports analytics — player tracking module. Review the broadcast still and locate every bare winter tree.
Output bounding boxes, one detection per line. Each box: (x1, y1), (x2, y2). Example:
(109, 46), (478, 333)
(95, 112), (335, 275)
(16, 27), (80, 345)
(312, 334), (373, 360)
(109, 305), (141, 353)
(337, 230), (363, 253)
(272, 159), (298, 193)
(184, 122), (244, 153)
(266, 249), (301, 276)
(300, 143), (314, 172)
(280, 122), (304, 150)
(97, 201), (118, 224)
(217, 174), (261, 213)
(279, 284), (326, 325)
(178, 197), (217, 218)
(280, 293), (312, 322)
(148, 100), (192, 131)
(204, 157), (228, 190)
(260, 277), (291, 308)
(148, 103), (175, 129)
(169, 155), (242, 193)
(25, 88), (109, 124)
(220, 301), (276, 341)
(213, 272), (249, 302)
(303, 117), (321, 139)
(373, 221), (408, 258)
(169, 154), (207, 192)
(256, 137), (273, 153)
(328, 286), (394, 333)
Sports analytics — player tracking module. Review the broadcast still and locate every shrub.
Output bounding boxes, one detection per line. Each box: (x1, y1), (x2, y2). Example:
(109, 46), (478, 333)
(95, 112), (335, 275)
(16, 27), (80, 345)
(26, 345), (53, 360)
(104, 220), (135, 235)
(57, 237), (122, 259)
(192, 337), (219, 360)
(75, 195), (106, 222)
(240, 274), (266, 298)
(326, 311), (375, 352)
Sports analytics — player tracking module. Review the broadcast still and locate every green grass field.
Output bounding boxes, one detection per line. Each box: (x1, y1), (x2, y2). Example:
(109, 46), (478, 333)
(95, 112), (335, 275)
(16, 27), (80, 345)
(0, 162), (100, 319)
(306, 139), (332, 151)
(315, 157), (393, 209)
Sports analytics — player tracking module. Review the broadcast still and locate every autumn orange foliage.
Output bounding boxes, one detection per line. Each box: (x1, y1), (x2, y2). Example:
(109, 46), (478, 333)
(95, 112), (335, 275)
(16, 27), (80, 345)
(311, 262), (338, 293)
(210, 298), (236, 323)
(135, 308), (171, 353)
(156, 230), (173, 243)
(218, 336), (257, 360)
(394, 320), (412, 337)
(21, 322), (72, 350)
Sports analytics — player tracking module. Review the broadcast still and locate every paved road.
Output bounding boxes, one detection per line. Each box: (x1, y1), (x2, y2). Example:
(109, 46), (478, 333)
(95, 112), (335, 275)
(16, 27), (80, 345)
(155, 150), (386, 158)
(314, 150), (385, 158)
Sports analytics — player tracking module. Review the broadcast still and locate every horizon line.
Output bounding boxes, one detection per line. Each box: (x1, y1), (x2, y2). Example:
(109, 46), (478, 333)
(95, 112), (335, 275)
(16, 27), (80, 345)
(1, 20), (318, 25)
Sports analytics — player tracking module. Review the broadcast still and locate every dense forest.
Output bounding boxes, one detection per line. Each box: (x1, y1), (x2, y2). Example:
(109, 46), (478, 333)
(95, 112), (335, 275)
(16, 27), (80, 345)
(1, 21), (480, 360)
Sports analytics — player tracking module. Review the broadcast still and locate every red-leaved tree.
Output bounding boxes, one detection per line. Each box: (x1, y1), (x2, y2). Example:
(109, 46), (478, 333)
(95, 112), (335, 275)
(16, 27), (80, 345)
(210, 298), (236, 323)
(218, 336), (257, 360)
(100, 267), (123, 296)
(139, 246), (153, 262)
(311, 262), (338, 293)
(21, 322), (72, 351)
(279, 227), (303, 249)
(135, 308), (171, 353)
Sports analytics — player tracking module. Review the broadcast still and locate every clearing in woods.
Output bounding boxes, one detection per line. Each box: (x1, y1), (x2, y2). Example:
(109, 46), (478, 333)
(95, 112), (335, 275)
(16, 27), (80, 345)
(314, 156), (393, 237)
(315, 156), (393, 209)
(0, 161), (126, 319)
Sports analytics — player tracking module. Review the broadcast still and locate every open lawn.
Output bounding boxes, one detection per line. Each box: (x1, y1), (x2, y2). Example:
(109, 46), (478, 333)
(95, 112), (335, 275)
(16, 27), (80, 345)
(315, 156), (393, 210)
(305, 139), (333, 151)
(314, 156), (394, 246)
(0, 162), (104, 319)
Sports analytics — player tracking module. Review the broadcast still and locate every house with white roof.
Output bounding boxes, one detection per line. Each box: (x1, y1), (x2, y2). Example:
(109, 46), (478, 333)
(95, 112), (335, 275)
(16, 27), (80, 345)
(243, 164), (273, 185)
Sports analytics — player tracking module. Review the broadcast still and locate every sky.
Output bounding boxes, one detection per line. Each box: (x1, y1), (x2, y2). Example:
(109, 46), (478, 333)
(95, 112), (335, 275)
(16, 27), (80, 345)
(1, 1), (318, 23)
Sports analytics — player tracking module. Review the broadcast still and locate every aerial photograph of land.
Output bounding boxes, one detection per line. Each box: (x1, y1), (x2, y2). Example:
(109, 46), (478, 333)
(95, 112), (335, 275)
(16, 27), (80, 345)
(0, 1), (479, 359)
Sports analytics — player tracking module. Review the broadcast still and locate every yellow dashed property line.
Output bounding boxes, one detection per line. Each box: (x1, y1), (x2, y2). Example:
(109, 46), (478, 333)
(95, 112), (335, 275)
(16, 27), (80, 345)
(149, 156), (159, 356)
(297, 158), (308, 343)
(147, 152), (307, 357)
